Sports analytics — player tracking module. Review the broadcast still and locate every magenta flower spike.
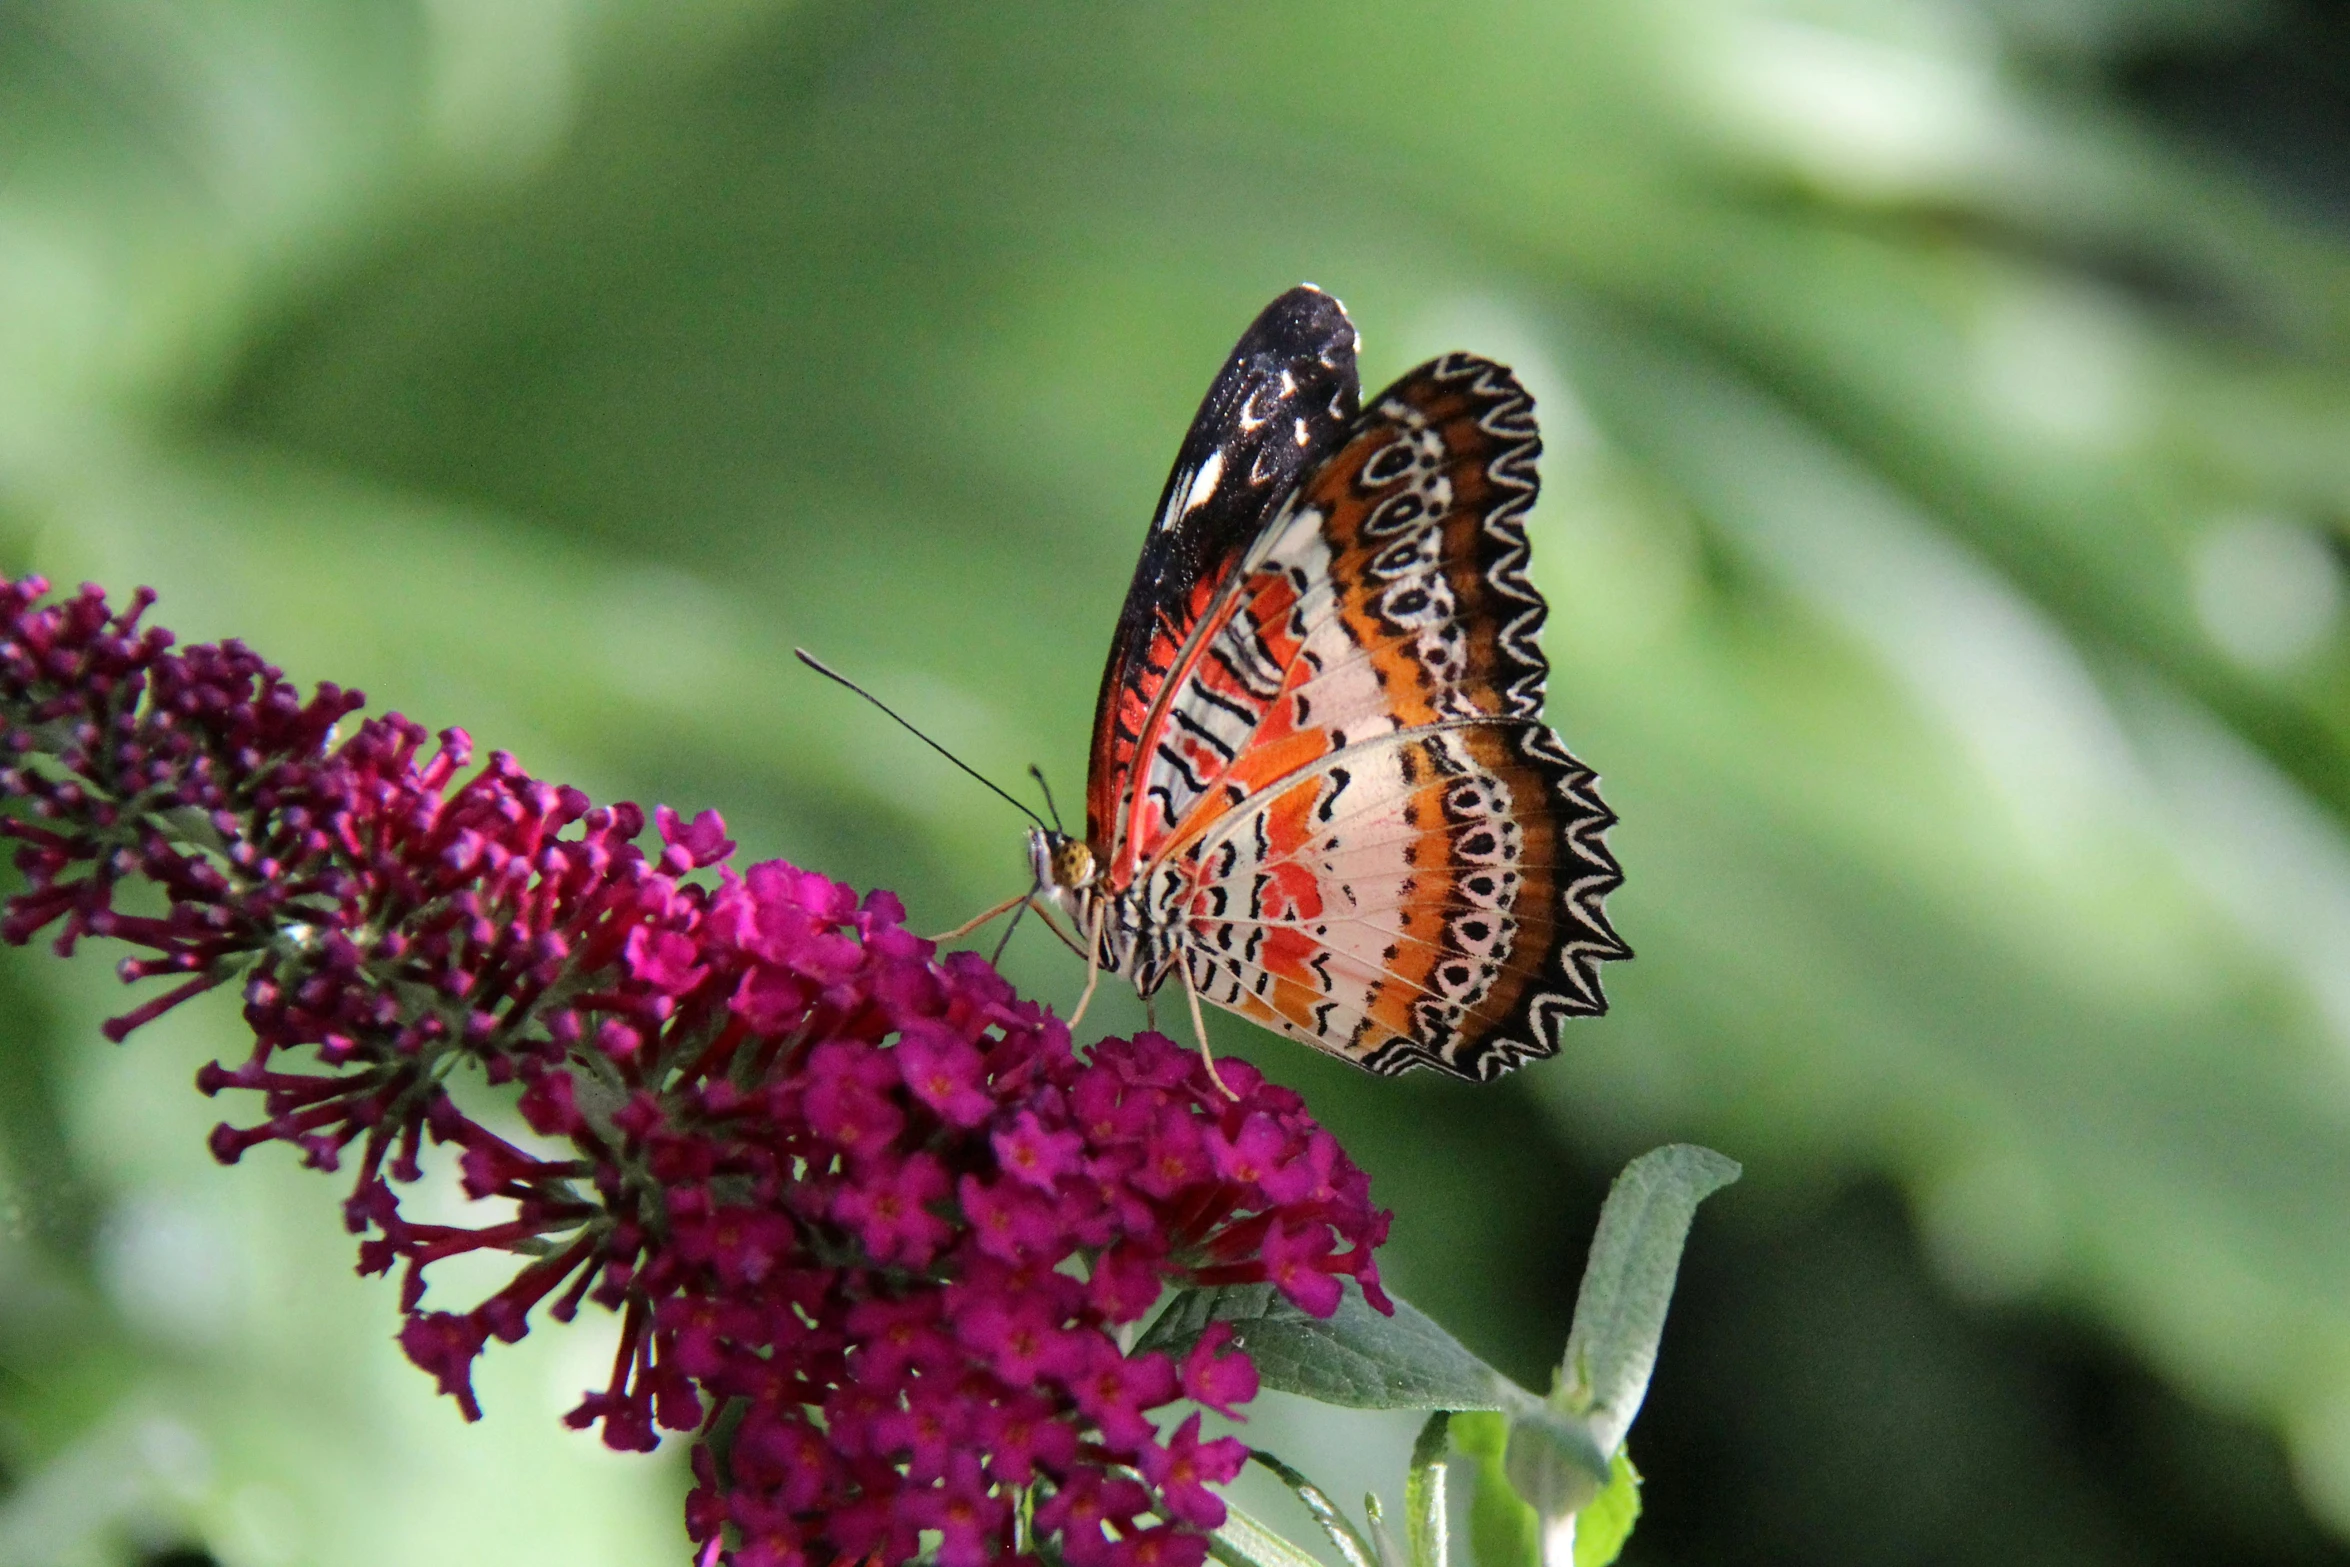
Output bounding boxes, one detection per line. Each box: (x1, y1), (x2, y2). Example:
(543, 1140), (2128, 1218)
(0, 576), (1398, 1567)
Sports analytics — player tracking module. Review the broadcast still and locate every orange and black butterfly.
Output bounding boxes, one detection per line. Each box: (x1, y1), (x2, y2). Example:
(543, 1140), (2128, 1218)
(1001, 285), (1628, 1081)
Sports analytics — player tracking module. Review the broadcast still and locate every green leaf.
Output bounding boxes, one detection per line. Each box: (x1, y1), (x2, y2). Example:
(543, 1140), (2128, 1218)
(1249, 1449), (1379, 1567)
(1450, 1410), (1537, 1567)
(1209, 1501), (1336, 1567)
(1554, 1145), (1741, 1455)
(1501, 1407), (1611, 1522)
(1406, 1413), (1451, 1567)
(1137, 1283), (1533, 1413)
(1570, 1453), (1642, 1567)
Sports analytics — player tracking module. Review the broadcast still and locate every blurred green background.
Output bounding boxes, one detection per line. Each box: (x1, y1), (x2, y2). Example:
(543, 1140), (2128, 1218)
(5, 0), (2350, 1562)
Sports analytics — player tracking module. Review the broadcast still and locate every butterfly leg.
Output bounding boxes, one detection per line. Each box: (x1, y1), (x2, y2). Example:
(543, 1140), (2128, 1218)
(1179, 955), (1237, 1100)
(1067, 900), (1106, 1029)
(1028, 901), (1087, 959)
(988, 896), (1033, 966)
(931, 890), (1026, 944)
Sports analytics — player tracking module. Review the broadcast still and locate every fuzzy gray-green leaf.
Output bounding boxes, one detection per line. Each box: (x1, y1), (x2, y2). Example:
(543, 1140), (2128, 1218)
(1139, 1283), (1532, 1413)
(1554, 1145), (1740, 1455)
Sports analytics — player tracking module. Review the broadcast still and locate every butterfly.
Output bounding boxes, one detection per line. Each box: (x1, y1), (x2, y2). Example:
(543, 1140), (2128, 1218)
(952, 285), (1627, 1081)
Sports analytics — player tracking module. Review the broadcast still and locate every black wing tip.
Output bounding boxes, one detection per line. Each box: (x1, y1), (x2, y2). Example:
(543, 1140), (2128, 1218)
(1241, 285), (1359, 370)
(1270, 280), (1340, 309)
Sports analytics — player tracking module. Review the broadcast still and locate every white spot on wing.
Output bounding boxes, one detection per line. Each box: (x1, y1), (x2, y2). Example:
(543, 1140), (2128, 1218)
(1181, 449), (1226, 517)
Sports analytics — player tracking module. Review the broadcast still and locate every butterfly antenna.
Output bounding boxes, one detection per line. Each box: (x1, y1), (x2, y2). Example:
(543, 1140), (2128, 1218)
(795, 648), (1047, 830)
(1027, 764), (1068, 834)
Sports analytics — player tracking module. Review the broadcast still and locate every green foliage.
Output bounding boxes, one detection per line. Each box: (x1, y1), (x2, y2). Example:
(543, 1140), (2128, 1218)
(1570, 1454), (1640, 1567)
(1446, 1419), (1638, 1567)
(1140, 1283), (1527, 1414)
(1551, 1146), (1742, 1455)
(1451, 1411), (1538, 1567)
(1500, 1407), (1612, 1526)
(1203, 1145), (1728, 1567)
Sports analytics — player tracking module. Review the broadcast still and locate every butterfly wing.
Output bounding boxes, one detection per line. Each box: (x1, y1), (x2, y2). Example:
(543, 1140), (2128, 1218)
(1119, 353), (1628, 1078)
(1157, 722), (1620, 1078)
(1085, 285), (1359, 856)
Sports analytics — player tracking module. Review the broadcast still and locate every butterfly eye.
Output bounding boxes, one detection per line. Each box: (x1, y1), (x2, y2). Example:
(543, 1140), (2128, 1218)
(1051, 840), (1096, 888)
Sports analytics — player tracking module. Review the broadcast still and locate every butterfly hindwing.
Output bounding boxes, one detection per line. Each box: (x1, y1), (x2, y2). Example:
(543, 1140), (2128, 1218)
(1159, 722), (1622, 1078)
(1112, 352), (1627, 1078)
(1085, 286), (1359, 856)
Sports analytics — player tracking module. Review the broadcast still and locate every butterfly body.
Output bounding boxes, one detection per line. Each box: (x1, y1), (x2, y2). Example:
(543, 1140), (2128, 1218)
(1027, 824), (1179, 997)
(1049, 286), (1628, 1081)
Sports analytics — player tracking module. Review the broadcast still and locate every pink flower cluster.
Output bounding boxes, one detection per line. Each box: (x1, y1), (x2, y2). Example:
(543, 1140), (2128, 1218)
(0, 577), (1394, 1567)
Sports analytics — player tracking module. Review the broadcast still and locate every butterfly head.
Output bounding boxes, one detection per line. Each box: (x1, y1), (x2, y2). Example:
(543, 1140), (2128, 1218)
(1028, 827), (1098, 896)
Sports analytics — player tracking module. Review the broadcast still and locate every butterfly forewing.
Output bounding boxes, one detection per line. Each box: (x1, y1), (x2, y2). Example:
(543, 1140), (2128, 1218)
(1116, 355), (1554, 869)
(1095, 345), (1628, 1079)
(1085, 286), (1359, 858)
